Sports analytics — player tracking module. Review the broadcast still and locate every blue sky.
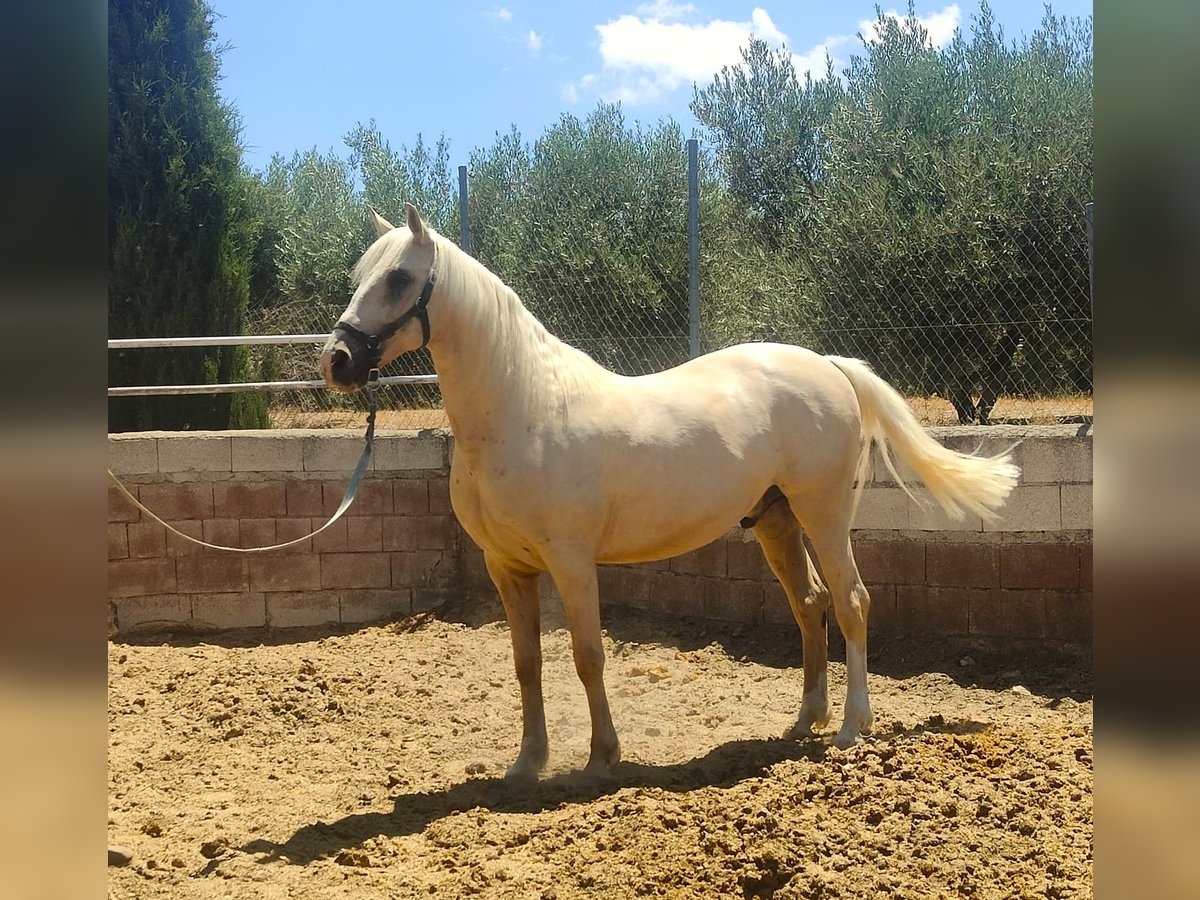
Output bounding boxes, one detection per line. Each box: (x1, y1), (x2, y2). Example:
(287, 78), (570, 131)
(209, 1), (1093, 172)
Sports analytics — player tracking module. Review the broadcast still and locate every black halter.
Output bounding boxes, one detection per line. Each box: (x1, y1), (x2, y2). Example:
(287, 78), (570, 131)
(334, 246), (437, 372)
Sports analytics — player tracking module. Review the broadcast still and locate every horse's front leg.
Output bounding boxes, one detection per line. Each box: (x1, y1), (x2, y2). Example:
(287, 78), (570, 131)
(545, 554), (620, 775)
(484, 553), (548, 784)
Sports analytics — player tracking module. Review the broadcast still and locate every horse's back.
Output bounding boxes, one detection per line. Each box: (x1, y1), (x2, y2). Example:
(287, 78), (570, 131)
(620, 342), (861, 434)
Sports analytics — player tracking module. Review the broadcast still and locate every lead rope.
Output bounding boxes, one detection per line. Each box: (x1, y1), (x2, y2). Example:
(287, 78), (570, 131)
(106, 373), (381, 553)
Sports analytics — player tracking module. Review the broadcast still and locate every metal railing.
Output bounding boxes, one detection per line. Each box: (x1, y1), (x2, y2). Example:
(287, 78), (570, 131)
(106, 334), (439, 397)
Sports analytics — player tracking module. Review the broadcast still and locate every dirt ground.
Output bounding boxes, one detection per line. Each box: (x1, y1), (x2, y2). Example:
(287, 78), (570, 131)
(108, 598), (1092, 899)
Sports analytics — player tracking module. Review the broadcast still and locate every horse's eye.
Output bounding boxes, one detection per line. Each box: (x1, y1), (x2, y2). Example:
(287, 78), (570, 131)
(386, 269), (412, 292)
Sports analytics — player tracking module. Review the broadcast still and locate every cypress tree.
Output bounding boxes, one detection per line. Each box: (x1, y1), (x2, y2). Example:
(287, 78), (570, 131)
(108, 0), (267, 430)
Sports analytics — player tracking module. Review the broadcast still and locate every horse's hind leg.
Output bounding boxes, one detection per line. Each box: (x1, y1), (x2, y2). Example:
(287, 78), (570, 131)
(751, 499), (832, 737)
(485, 553), (549, 783)
(789, 496), (874, 749)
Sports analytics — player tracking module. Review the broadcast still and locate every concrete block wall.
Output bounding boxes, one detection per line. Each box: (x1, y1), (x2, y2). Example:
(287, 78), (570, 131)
(460, 425), (1093, 646)
(109, 425), (1091, 647)
(108, 430), (456, 633)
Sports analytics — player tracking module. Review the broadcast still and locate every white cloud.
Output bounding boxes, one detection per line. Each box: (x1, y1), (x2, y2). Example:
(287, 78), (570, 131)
(496, 7), (512, 22)
(568, 6), (793, 104)
(527, 29), (542, 52)
(567, 4), (956, 106)
(750, 8), (786, 45)
(789, 35), (851, 81)
(861, 4), (962, 48)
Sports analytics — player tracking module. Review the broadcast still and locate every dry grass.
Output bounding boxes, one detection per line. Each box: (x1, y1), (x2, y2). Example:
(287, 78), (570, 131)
(268, 406), (451, 431)
(268, 394), (1092, 431)
(906, 394), (1093, 427)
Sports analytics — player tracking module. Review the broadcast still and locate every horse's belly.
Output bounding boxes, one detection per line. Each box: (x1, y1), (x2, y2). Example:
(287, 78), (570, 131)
(596, 522), (740, 565)
(594, 473), (764, 564)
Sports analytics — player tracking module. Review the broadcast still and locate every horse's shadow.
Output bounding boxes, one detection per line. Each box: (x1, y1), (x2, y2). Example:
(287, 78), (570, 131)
(241, 718), (989, 866)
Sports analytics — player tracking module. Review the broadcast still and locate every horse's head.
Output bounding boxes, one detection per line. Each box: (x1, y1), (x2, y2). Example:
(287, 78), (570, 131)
(321, 203), (438, 392)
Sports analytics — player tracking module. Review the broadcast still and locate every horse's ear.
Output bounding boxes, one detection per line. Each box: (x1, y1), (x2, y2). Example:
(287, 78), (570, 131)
(368, 205), (395, 238)
(405, 202), (430, 245)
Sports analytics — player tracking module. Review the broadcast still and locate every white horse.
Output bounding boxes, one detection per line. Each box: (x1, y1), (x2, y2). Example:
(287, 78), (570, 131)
(322, 204), (1018, 782)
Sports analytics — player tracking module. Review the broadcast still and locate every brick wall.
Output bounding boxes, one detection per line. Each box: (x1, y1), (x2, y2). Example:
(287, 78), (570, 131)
(109, 425), (1091, 646)
(459, 425), (1093, 647)
(108, 430), (456, 633)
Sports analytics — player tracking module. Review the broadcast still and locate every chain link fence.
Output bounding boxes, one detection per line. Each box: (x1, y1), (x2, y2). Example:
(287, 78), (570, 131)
(699, 197), (1093, 427)
(466, 201), (693, 380)
(245, 138), (1090, 431)
(243, 300), (446, 430)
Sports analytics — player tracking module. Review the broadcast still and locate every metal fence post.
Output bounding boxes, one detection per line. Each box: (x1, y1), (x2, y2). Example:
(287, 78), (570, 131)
(458, 165), (471, 256)
(687, 139), (700, 358)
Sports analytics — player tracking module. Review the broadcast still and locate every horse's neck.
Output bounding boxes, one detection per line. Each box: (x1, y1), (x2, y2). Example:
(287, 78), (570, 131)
(430, 246), (603, 452)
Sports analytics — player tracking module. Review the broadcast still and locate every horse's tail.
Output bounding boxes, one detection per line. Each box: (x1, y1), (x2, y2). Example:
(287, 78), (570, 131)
(826, 355), (1020, 523)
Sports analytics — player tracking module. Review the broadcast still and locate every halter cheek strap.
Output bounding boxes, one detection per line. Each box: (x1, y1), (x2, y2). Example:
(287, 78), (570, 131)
(335, 247), (438, 371)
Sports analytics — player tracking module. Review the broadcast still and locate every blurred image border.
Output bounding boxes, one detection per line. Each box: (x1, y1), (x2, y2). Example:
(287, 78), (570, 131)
(0, 3), (108, 898)
(1096, 0), (1200, 896)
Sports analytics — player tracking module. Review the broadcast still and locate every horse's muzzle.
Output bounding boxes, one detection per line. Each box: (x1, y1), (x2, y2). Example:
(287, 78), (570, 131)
(321, 328), (370, 391)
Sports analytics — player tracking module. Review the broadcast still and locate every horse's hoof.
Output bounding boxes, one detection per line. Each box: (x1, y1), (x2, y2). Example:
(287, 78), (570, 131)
(503, 764), (539, 786)
(583, 744), (620, 777)
(789, 707), (831, 739)
(504, 754), (545, 785)
(582, 760), (616, 779)
(832, 728), (861, 750)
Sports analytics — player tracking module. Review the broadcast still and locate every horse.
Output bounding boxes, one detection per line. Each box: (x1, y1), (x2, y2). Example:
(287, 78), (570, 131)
(321, 203), (1019, 783)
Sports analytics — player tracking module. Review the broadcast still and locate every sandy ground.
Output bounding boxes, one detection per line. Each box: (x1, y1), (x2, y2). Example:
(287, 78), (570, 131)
(108, 599), (1092, 899)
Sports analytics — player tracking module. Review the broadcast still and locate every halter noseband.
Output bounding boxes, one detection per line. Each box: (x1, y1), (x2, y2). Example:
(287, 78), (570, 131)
(334, 243), (438, 374)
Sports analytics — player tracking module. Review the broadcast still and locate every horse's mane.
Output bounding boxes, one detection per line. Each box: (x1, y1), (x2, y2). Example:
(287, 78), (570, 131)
(347, 223), (609, 413)
(432, 230), (609, 409)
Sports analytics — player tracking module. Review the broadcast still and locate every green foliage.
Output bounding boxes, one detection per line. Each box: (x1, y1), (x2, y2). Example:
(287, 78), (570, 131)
(692, 38), (840, 247)
(468, 105), (692, 374)
(693, 2), (1092, 419)
(346, 123), (457, 234)
(250, 149), (361, 320)
(245, 122), (455, 320)
(108, 0), (268, 430)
